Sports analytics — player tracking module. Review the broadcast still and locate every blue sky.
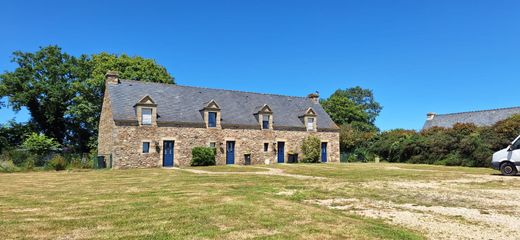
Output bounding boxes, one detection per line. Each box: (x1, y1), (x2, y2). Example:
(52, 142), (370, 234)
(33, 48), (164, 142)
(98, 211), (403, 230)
(1, 0), (519, 130)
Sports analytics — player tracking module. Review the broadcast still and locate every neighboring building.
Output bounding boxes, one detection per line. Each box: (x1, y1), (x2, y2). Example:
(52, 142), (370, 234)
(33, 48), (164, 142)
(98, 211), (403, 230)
(98, 71), (340, 168)
(422, 107), (520, 130)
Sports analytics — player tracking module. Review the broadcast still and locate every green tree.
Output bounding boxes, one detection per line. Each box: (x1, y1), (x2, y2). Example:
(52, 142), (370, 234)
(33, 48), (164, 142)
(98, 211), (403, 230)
(328, 87), (382, 124)
(321, 94), (369, 126)
(339, 122), (378, 153)
(22, 133), (60, 156)
(0, 46), (175, 152)
(69, 52), (175, 151)
(0, 46), (78, 144)
(301, 135), (321, 163)
(0, 120), (36, 153)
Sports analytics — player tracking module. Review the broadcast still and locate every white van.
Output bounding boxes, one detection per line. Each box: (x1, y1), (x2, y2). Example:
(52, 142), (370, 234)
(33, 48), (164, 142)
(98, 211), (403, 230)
(492, 135), (520, 176)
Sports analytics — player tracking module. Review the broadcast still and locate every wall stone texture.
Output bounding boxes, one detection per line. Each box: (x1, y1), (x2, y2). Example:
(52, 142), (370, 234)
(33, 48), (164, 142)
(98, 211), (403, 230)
(109, 124), (339, 168)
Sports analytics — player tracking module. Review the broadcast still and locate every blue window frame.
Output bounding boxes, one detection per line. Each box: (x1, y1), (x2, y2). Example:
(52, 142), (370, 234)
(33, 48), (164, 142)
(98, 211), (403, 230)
(262, 114), (270, 129)
(142, 142), (150, 153)
(208, 112), (217, 128)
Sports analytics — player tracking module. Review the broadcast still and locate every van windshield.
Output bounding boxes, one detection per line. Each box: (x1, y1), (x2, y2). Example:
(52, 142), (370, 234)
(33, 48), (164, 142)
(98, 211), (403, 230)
(512, 138), (520, 151)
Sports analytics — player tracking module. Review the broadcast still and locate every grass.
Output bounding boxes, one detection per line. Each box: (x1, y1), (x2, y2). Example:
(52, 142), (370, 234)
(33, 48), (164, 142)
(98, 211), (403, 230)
(184, 165), (269, 172)
(2, 163), (500, 239)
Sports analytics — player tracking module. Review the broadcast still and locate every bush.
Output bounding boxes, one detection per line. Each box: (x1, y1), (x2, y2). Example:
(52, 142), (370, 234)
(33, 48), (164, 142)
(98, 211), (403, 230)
(191, 147), (215, 166)
(22, 133), (60, 157)
(46, 155), (67, 171)
(301, 135), (321, 163)
(0, 160), (19, 173)
(369, 115), (520, 168)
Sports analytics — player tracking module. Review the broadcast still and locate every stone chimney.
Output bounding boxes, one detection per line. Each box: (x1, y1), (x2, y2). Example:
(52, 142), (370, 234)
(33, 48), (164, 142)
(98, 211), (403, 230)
(105, 71), (120, 84)
(307, 92), (319, 104)
(426, 112), (436, 120)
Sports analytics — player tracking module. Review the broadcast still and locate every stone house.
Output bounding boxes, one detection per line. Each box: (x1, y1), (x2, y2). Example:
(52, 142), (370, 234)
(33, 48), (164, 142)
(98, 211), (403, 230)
(98, 71), (340, 168)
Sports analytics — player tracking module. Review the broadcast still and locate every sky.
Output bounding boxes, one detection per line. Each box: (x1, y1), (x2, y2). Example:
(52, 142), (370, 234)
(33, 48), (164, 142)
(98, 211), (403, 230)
(1, 0), (519, 130)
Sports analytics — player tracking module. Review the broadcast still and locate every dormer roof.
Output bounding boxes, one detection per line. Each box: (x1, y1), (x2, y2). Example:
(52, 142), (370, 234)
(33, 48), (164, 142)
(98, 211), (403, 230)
(134, 95), (157, 107)
(202, 99), (221, 110)
(256, 104), (273, 114)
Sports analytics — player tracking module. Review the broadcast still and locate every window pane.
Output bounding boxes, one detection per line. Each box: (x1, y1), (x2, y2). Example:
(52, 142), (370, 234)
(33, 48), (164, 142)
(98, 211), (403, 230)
(264, 143), (269, 152)
(208, 112), (217, 127)
(143, 142), (150, 153)
(307, 117), (314, 130)
(209, 142), (216, 148)
(262, 115), (270, 129)
(142, 108), (152, 125)
(262, 120), (269, 129)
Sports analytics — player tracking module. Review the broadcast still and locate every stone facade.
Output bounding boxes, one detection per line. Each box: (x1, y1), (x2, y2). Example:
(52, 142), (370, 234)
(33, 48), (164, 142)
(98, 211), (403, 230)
(109, 125), (339, 168)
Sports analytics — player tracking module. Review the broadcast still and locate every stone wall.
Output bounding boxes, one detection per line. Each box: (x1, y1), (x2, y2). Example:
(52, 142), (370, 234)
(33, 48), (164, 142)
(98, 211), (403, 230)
(97, 85), (116, 159)
(111, 124), (340, 168)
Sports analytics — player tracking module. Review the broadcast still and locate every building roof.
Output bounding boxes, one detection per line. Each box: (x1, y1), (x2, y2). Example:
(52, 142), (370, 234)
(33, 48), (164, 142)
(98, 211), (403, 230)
(108, 80), (338, 130)
(422, 107), (520, 129)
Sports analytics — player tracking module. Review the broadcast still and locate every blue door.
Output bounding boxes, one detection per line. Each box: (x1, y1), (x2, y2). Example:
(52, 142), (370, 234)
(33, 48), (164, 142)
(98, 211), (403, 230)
(321, 142), (327, 162)
(163, 141), (174, 167)
(277, 142), (285, 163)
(226, 141), (235, 164)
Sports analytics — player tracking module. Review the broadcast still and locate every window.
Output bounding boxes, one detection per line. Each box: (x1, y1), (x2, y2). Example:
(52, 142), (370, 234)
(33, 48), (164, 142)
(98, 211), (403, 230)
(262, 114), (270, 129)
(208, 112), (217, 128)
(142, 142), (150, 153)
(264, 143), (269, 152)
(209, 142), (216, 148)
(142, 108), (152, 125)
(307, 117), (314, 130)
(512, 139), (520, 151)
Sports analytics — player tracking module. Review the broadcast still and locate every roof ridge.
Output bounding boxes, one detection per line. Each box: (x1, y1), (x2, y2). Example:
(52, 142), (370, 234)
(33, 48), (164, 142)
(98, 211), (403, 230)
(435, 106), (520, 116)
(119, 79), (312, 100)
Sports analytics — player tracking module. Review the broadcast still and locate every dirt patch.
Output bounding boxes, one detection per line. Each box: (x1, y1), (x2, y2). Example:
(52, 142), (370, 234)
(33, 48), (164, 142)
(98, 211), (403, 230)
(308, 174), (520, 240)
(309, 197), (518, 240)
(177, 167), (325, 180)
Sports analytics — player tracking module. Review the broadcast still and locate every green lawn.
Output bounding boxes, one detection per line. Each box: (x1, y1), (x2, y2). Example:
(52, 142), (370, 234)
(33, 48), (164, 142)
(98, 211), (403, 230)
(0, 163), (499, 239)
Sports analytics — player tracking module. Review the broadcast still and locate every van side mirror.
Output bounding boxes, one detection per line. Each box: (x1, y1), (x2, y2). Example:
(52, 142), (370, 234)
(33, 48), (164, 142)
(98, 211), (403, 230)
(508, 145), (513, 151)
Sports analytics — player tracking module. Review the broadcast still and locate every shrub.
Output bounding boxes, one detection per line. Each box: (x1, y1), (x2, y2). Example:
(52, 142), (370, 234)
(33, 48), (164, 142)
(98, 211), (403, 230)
(46, 155), (67, 171)
(301, 135), (321, 163)
(0, 149), (33, 166)
(369, 114), (520, 168)
(0, 160), (19, 173)
(22, 133), (60, 157)
(191, 147), (215, 166)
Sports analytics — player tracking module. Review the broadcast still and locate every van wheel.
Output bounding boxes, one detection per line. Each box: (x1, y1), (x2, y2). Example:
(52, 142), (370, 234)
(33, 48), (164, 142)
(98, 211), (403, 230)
(500, 162), (517, 176)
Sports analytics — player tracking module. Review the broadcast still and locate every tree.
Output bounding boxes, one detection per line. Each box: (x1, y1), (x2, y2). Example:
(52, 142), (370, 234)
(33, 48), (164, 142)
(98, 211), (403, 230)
(330, 87), (382, 124)
(0, 120), (36, 153)
(0, 46), (175, 152)
(21, 133), (60, 156)
(69, 52), (174, 151)
(321, 94), (369, 126)
(339, 122), (378, 153)
(0, 46), (78, 144)
(301, 135), (321, 163)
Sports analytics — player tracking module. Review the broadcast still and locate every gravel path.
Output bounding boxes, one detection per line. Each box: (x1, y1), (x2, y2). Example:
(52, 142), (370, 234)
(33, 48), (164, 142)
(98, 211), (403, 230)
(176, 167), (325, 180)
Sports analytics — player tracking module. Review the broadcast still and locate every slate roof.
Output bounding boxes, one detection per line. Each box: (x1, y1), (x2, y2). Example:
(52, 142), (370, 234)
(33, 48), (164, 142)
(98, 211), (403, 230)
(108, 80), (338, 130)
(422, 107), (520, 129)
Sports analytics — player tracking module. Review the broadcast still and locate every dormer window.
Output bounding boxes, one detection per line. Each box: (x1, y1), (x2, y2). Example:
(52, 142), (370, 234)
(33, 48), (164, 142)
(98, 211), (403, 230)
(134, 95), (157, 126)
(302, 107), (317, 131)
(202, 100), (221, 129)
(142, 108), (152, 125)
(262, 114), (270, 129)
(257, 104), (273, 130)
(208, 112), (217, 128)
